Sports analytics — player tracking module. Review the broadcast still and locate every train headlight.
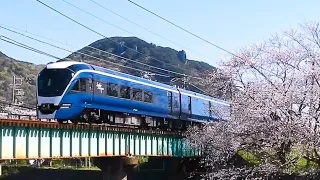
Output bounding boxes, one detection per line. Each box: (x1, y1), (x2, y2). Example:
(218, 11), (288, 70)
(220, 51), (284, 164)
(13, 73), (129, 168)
(60, 103), (72, 109)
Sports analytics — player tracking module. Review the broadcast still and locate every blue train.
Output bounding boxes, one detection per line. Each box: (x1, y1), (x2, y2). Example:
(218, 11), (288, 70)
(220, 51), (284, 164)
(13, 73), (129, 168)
(36, 61), (230, 130)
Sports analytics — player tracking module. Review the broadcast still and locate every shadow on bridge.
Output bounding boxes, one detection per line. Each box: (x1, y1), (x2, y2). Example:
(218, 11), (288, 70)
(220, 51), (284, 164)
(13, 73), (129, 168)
(0, 165), (198, 180)
(0, 167), (102, 180)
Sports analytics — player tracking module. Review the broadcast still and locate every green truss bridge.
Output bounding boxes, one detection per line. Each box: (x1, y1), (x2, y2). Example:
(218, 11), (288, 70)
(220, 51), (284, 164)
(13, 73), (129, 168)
(0, 118), (201, 160)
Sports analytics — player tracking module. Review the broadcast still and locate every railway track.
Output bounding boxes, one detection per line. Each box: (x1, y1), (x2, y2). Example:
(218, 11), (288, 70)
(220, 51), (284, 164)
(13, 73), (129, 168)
(0, 116), (186, 136)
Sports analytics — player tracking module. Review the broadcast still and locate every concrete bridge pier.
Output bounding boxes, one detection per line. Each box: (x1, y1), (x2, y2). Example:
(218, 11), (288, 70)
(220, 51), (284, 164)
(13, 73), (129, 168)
(93, 157), (138, 180)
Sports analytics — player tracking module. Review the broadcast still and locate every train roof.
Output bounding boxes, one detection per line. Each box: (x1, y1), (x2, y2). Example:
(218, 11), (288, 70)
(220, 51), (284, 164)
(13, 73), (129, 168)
(46, 61), (229, 106)
(91, 65), (178, 90)
(46, 61), (88, 69)
(177, 88), (229, 105)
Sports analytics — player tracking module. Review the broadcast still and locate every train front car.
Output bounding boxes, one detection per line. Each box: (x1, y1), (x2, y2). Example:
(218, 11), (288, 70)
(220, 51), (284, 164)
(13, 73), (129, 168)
(36, 61), (91, 122)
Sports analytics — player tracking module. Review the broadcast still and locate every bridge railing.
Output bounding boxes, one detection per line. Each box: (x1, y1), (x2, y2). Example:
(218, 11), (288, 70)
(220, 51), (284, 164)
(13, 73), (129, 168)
(0, 118), (202, 160)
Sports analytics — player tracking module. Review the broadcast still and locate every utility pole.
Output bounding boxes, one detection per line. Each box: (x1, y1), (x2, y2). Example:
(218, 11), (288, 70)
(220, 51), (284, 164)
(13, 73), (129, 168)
(12, 75), (15, 104)
(11, 75), (24, 105)
(183, 74), (186, 89)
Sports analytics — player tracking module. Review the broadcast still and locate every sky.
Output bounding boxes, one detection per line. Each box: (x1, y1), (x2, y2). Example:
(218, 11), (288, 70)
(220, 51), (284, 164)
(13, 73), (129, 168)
(1, 0), (320, 67)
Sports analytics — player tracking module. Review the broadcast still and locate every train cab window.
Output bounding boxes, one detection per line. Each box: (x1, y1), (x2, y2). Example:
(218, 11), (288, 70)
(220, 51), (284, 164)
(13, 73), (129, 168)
(71, 80), (80, 91)
(37, 68), (73, 97)
(132, 88), (143, 101)
(107, 82), (119, 97)
(120, 85), (130, 99)
(144, 91), (153, 103)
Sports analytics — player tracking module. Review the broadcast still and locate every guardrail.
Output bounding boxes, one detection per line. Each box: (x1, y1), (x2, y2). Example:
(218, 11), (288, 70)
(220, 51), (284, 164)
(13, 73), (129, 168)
(0, 113), (37, 120)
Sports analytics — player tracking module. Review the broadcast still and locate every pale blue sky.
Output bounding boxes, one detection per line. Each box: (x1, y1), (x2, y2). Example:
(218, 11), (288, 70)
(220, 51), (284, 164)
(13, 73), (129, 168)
(0, 0), (319, 67)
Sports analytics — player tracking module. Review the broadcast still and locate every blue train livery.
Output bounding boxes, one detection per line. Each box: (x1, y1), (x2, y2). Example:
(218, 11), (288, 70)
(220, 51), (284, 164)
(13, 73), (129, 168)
(36, 61), (230, 130)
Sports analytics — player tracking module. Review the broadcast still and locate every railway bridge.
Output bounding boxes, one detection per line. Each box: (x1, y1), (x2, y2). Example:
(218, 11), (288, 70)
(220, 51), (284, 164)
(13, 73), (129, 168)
(0, 117), (202, 179)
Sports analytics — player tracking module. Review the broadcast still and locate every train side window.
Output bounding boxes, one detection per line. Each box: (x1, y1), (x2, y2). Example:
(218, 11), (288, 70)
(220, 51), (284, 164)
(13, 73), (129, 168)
(120, 85), (130, 99)
(71, 78), (86, 92)
(144, 90), (153, 103)
(107, 82), (119, 97)
(79, 78), (86, 92)
(132, 88), (142, 101)
(104, 82), (108, 96)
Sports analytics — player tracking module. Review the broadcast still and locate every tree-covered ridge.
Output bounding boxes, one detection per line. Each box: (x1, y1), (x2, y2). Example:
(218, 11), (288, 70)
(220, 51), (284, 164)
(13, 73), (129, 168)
(65, 37), (215, 78)
(0, 51), (44, 107)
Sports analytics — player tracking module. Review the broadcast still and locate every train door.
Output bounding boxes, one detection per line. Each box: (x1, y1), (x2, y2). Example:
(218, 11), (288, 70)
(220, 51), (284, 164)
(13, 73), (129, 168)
(92, 74), (106, 105)
(180, 94), (192, 120)
(168, 91), (172, 115)
(167, 91), (180, 118)
(85, 73), (94, 105)
(173, 91), (181, 118)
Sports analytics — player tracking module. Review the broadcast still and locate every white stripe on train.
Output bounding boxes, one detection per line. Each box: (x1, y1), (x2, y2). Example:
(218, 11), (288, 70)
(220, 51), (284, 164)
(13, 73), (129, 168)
(44, 61), (230, 106)
(76, 70), (230, 106)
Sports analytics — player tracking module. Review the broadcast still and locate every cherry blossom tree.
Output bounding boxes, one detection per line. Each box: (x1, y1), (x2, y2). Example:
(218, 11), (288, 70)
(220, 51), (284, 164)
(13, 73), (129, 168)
(187, 21), (320, 179)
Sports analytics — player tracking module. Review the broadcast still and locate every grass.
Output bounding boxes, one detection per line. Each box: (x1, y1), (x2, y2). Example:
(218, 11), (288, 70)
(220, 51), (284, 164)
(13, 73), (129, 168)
(138, 157), (149, 164)
(39, 165), (100, 171)
(236, 148), (320, 175)
(237, 150), (260, 165)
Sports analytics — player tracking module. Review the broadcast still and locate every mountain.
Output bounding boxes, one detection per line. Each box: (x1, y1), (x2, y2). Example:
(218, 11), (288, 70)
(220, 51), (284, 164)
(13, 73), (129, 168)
(63, 37), (215, 84)
(0, 51), (44, 107)
(0, 36), (216, 108)
(0, 51), (8, 58)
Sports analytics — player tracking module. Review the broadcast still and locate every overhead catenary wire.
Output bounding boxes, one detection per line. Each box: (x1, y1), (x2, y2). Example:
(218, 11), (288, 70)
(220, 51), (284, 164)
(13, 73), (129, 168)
(86, 0), (214, 61)
(1, 25), (213, 95)
(127, 0), (245, 60)
(187, 82), (210, 96)
(1, 34), (211, 94)
(61, 0), (135, 36)
(126, 0), (281, 88)
(0, 25), (169, 76)
(1, 34), (211, 98)
(0, 24), (204, 80)
(0, 35), (174, 79)
(0, 25), (167, 77)
(0, 35), (61, 60)
(0, 25), (187, 78)
(36, 0), (189, 73)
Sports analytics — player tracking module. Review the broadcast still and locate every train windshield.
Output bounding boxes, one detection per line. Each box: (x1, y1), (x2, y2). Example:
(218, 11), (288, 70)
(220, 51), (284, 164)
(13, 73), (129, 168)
(37, 68), (73, 97)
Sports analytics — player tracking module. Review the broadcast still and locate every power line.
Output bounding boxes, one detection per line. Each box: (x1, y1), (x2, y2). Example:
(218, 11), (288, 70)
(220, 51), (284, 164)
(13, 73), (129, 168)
(187, 82), (210, 96)
(0, 35), (61, 60)
(61, 0), (135, 36)
(127, 0), (243, 60)
(87, 0), (214, 61)
(0, 25), (188, 78)
(36, 0), (188, 73)
(127, 1), (279, 89)
(0, 25), (164, 76)
(1, 33), (210, 96)
(0, 35), (173, 78)
(19, 0), (194, 78)
(0, 24), (203, 80)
